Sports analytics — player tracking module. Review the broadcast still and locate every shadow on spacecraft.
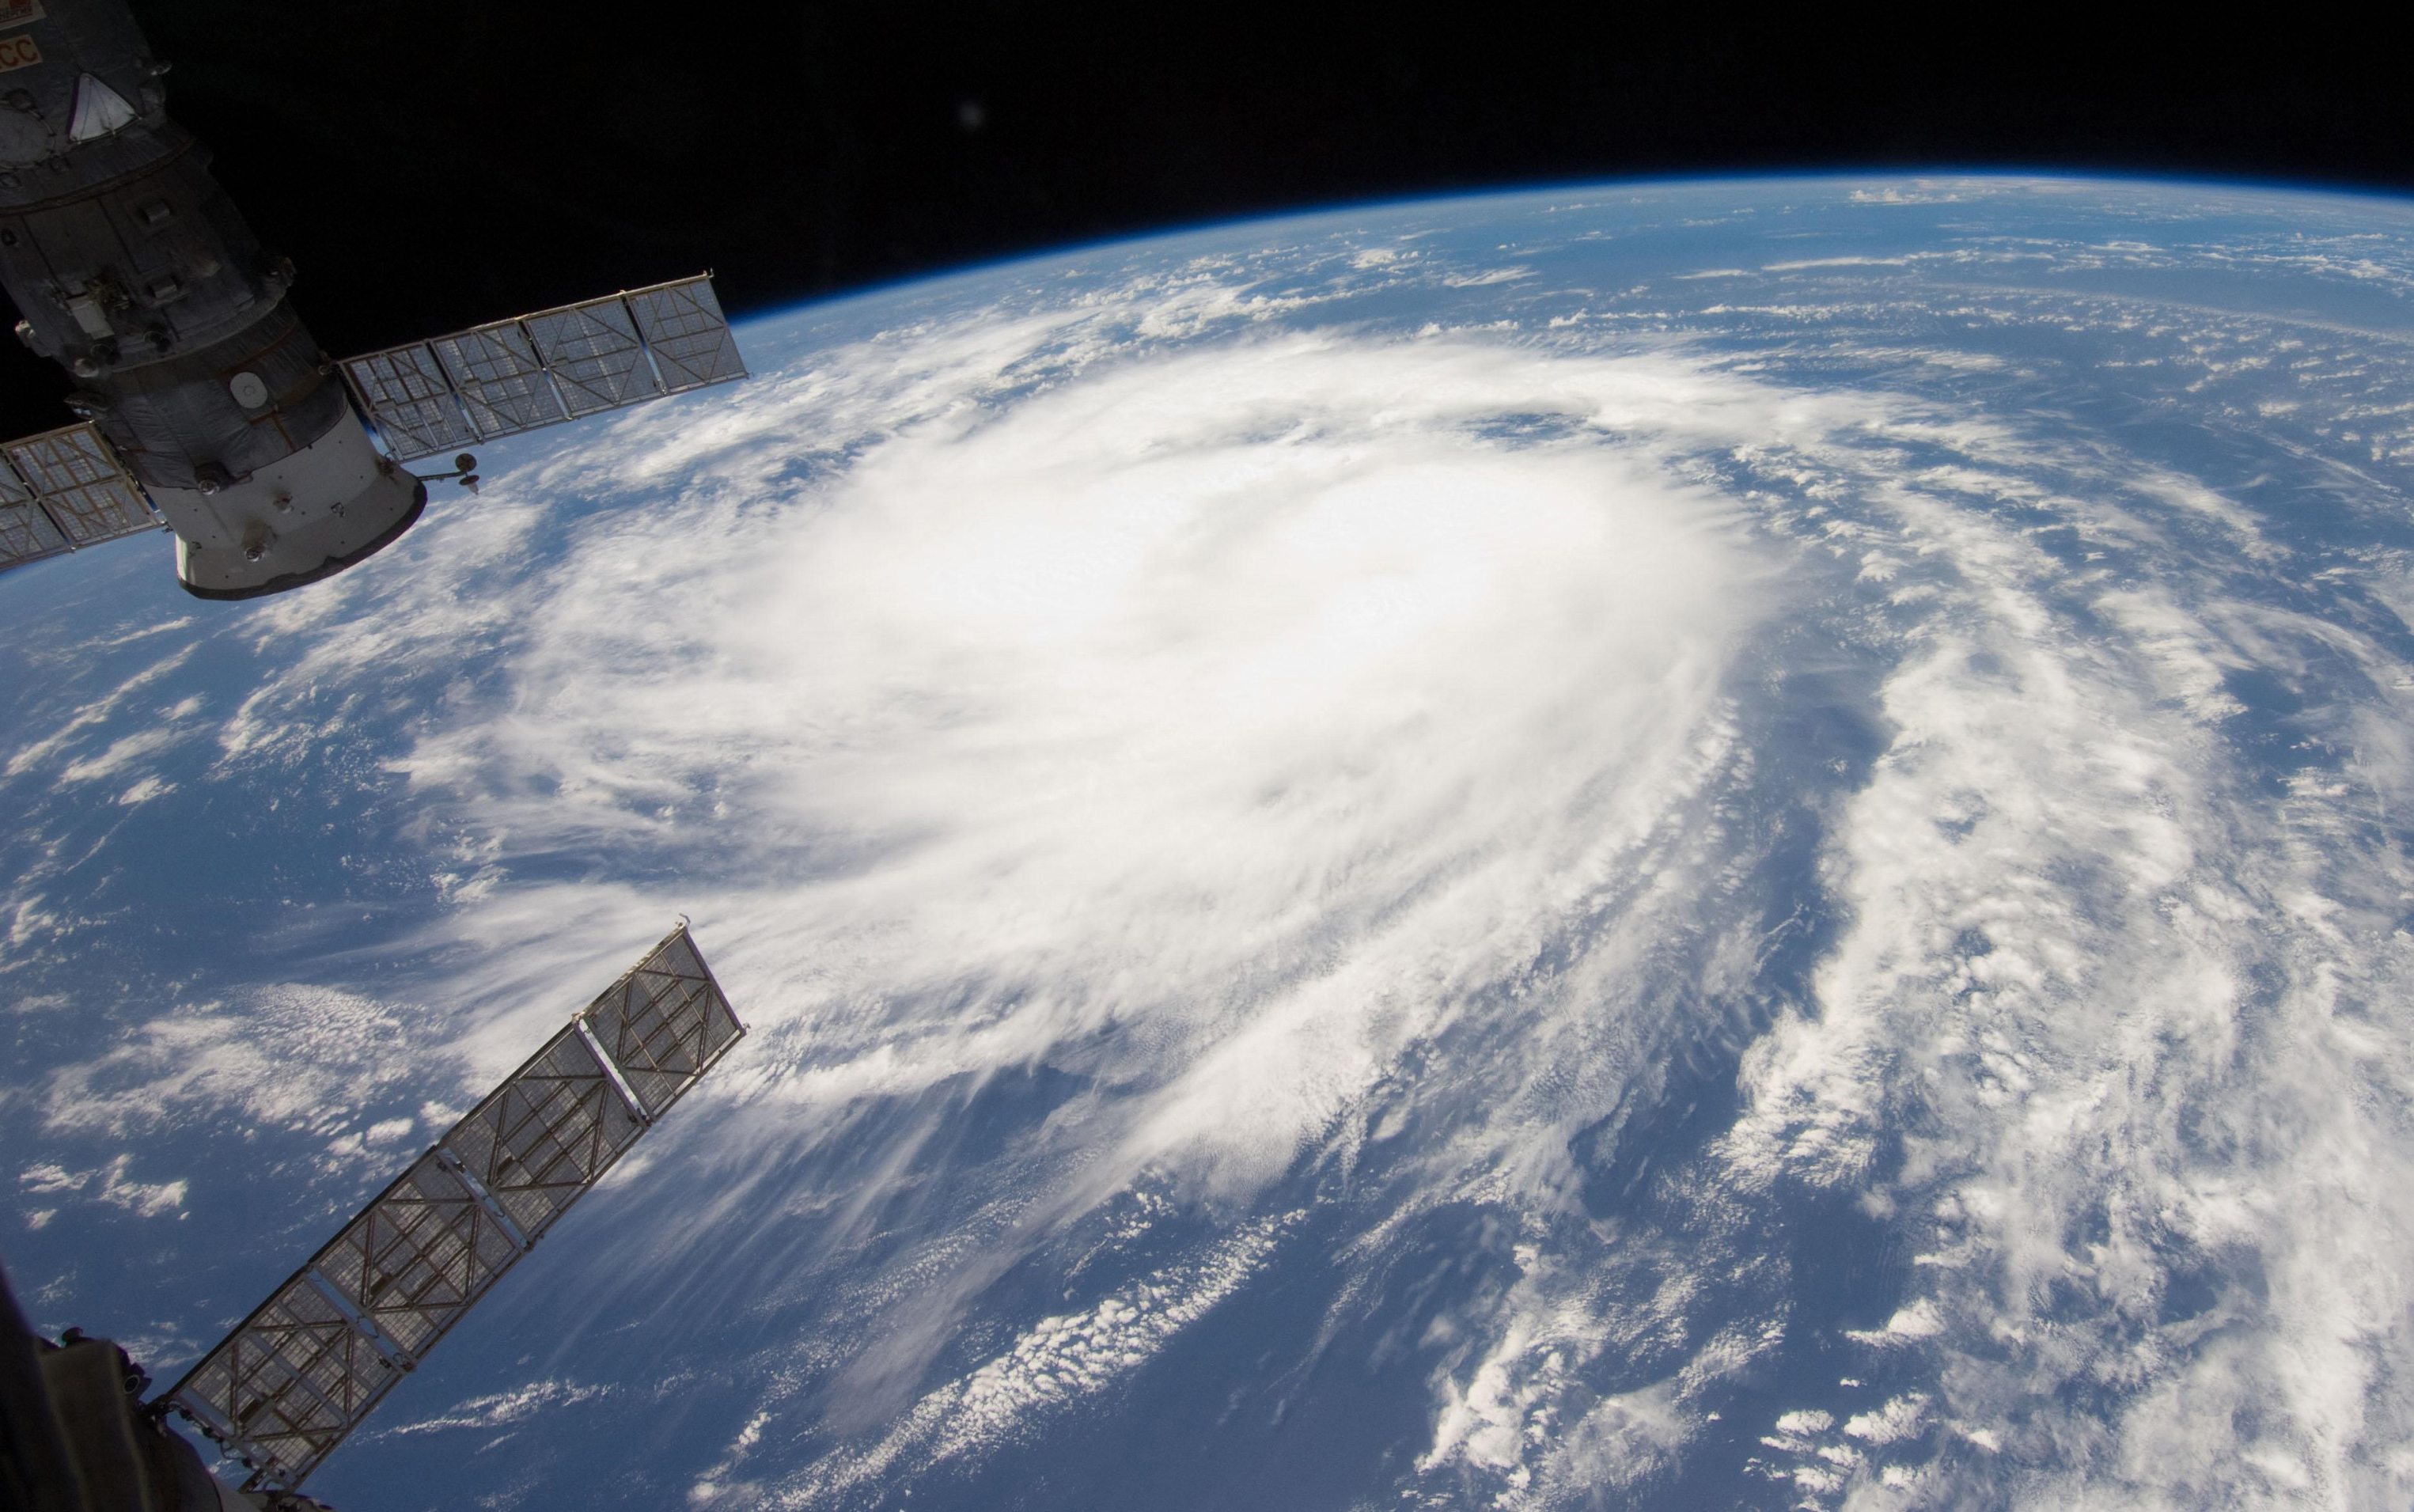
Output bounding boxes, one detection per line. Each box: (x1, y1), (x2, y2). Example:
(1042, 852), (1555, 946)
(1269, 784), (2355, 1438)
(0, 0), (745, 601)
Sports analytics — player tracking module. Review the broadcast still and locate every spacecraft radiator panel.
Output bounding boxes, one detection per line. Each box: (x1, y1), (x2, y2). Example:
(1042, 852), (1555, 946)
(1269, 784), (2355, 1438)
(0, 423), (161, 570)
(340, 274), (748, 460)
(162, 923), (745, 1491)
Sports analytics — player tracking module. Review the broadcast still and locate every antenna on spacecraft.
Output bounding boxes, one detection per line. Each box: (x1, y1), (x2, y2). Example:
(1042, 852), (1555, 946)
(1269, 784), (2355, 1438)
(152, 923), (746, 1499)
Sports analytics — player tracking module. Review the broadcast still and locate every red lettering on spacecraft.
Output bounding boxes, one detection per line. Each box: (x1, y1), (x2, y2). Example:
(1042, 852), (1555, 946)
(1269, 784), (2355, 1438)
(0, 34), (40, 71)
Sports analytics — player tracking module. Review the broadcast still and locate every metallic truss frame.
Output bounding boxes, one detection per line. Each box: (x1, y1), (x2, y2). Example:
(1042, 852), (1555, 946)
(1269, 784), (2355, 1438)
(0, 422), (161, 574)
(163, 924), (745, 1491)
(339, 274), (748, 461)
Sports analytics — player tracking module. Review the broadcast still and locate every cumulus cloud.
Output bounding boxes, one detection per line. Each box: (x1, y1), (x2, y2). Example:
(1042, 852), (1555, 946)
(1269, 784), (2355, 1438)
(38, 982), (444, 1158)
(17, 1154), (185, 1218)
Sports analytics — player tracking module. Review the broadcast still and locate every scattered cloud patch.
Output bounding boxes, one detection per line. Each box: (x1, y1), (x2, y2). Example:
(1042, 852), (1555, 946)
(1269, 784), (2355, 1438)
(17, 1154), (187, 1218)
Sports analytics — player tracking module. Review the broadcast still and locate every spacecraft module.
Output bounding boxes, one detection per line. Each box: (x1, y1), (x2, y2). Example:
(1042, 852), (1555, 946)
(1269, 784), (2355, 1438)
(0, 0), (743, 598)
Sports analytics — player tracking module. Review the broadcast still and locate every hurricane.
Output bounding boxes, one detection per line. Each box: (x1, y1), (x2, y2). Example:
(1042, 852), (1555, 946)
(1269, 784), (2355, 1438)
(7, 176), (2414, 1509)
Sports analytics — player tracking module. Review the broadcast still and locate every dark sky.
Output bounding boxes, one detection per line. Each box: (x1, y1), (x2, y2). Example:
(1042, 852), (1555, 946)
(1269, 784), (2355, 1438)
(3, 1), (2408, 435)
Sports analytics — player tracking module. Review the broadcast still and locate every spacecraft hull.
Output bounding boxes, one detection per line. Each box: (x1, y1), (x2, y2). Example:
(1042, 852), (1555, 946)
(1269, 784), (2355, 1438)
(0, 0), (419, 597)
(163, 416), (426, 600)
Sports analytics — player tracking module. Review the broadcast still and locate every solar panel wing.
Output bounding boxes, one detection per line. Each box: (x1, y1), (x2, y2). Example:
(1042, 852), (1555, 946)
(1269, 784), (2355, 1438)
(339, 344), (479, 461)
(525, 297), (661, 418)
(164, 924), (745, 1492)
(335, 275), (744, 462)
(2, 423), (157, 547)
(626, 275), (747, 392)
(432, 321), (568, 440)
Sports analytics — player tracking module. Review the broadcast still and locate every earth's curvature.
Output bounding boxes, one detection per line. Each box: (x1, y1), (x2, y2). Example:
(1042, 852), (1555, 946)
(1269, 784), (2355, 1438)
(6, 175), (2414, 1510)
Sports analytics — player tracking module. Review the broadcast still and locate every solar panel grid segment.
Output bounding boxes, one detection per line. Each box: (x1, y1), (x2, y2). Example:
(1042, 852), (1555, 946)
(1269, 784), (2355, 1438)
(433, 321), (570, 440)
(170, 1275), (404, 1486)
(0, 499), (70, 569)
(310, 1155), (523, 1361)
(339, 345), (479, 461)
(627, 276), (748, 392)
(0, 449), (65, 570)
(163, 926), (745, 1491)
(525, 297), (661, 417)
(585, 927), (748, 1116)
(443, 1025), (647, 1238)
(6, 425), (118, 496)
(0, 423), (157, 570)
(32, 477), (154, 545)
(3, 426), (155, 544)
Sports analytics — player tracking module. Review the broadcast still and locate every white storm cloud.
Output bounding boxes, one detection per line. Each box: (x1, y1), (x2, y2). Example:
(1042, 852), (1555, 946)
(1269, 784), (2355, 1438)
(301, 324), (1826, 1498)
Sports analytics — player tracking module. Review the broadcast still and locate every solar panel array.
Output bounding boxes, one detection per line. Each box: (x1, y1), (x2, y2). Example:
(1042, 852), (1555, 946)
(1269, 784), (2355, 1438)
(164, 924), (745, 1491)
(339, 275), (748, 461)
(0, 423), (160, 574)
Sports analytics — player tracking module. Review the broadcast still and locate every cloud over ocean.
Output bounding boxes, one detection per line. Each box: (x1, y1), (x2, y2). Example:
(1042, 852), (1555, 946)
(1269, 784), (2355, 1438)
(6, 177), (2414, 1509)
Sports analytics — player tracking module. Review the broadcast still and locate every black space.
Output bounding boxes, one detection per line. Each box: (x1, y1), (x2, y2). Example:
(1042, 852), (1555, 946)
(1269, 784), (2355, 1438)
(4, 1), (2408, 434)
